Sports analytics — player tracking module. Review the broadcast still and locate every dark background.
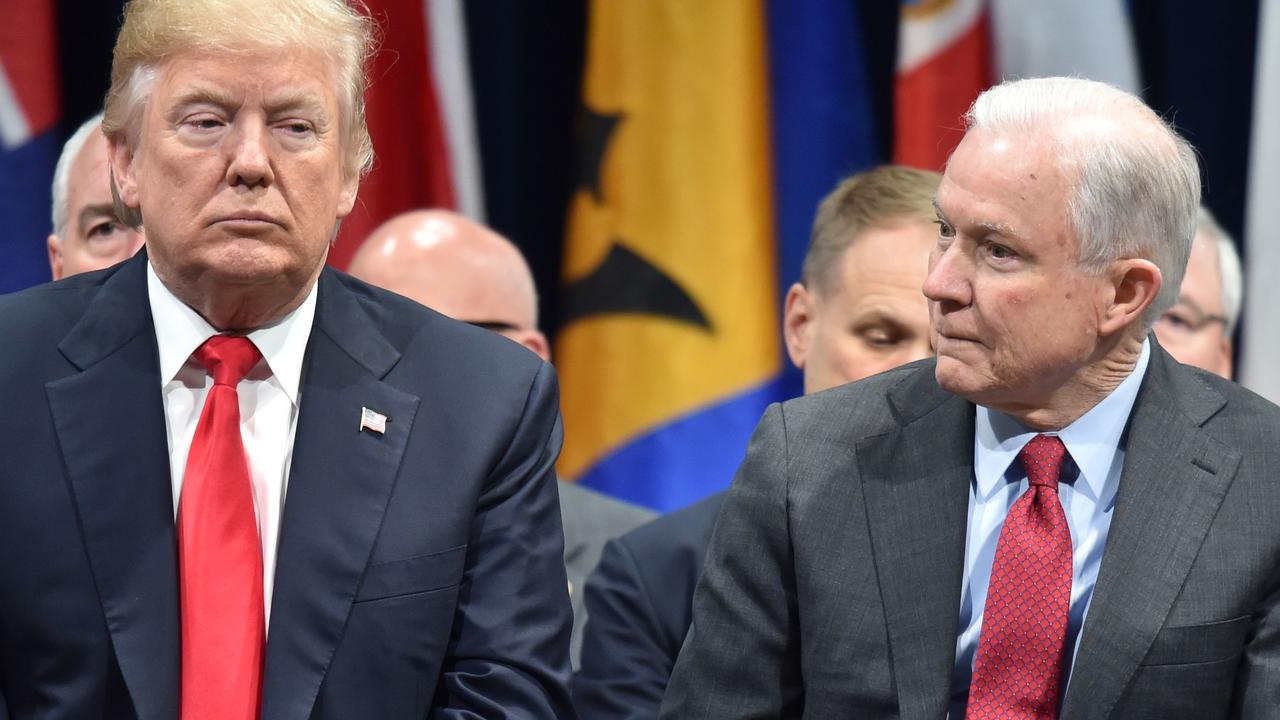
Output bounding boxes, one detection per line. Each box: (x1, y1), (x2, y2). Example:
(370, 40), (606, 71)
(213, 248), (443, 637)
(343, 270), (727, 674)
(47, 0), (1261, 337)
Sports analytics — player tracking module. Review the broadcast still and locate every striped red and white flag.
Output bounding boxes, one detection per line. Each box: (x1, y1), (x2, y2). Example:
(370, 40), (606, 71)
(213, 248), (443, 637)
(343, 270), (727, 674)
(893, 0), (993, 172)
(330, 0), (485, 269)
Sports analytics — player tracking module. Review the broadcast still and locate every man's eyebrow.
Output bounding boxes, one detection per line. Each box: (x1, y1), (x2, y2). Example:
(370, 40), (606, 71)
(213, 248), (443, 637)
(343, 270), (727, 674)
(932, 200), (1018, 239)
(263, 91), (329, 119)
(167, 85), (240, 112)
(1173, 295), (1209, 315)
(76, 203), (123, 233)
(852, 307), (912, 327)
(975, 220), (1019, 239)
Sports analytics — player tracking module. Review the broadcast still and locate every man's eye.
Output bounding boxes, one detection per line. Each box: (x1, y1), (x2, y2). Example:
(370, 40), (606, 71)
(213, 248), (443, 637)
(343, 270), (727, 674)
(279, 121), (315, 136)
(858, 326), (902, 348)
(87, 222), (121, 239)
(185, 118), (222, 131)
(934, 219), (955, 239)
(1161, 312), (1192, 330)
(986, 243), (1015, 260)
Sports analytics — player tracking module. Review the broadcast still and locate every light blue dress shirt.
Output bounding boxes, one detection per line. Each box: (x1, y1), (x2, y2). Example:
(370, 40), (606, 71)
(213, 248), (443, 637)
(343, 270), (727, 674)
(947, 339), (1151, 718)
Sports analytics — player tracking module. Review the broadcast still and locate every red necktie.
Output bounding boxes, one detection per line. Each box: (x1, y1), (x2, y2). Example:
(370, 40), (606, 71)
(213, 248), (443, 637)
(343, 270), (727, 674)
(967, 434), (1073, 720)
(178, 335), (265, 720)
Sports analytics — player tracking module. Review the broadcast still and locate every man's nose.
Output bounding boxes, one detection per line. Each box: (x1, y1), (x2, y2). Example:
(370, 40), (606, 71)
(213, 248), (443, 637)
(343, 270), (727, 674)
(225, 122), (274, 189)
(922, 244), (971, 308)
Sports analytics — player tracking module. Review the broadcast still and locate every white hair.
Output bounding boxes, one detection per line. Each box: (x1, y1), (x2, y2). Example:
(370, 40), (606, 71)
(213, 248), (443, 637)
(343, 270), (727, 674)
(50, 113), (105, 238)
(1196, 206), (1244, 335)
(965, 77), (1201, 328)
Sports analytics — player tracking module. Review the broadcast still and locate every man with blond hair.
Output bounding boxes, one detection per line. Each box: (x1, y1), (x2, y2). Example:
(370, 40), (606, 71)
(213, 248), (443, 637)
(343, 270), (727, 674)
(0, 1), (574, 717)
(573, 165), (939, 719)
(46, 113), (145, 279)
(662, 77), (1280, 719)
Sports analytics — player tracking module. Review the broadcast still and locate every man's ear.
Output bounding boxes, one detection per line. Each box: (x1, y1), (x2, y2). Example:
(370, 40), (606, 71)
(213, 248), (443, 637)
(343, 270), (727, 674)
(336, 172), (359, 218)
(1218, 336), (1235, 380)
(1100, 258), (1161, 336)
(783, 282), (813, 370)
(108, 135), (144, 229)
(517, 329), (551, 364)
(47, 234), (64, 281)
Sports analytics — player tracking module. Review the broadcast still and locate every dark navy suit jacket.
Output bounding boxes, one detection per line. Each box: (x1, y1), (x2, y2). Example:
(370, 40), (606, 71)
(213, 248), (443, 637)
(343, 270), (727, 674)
(0, 252), (575, 719)
(572, 492), (725, 719)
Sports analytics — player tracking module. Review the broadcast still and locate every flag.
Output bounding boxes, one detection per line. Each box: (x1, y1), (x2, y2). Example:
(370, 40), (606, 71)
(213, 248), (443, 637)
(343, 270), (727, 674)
(556, 0), (781, 511)
(1241, 0), (1280, 402)
(894, 0), (992, 171)
(766, 0), (883, 376)
(329, 0), (484, 268)
(0, 0), (60, 293)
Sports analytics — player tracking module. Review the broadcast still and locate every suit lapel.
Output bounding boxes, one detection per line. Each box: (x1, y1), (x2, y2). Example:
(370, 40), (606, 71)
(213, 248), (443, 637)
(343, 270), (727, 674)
(46, 254), (181, 720)
(260, 271), (420, 720)
(857, 364), (974, 720)
(1060, 345), (1239, 720)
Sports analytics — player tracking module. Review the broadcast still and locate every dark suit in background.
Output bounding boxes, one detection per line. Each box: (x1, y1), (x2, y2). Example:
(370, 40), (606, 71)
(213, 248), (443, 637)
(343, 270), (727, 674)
(559, 481), (655, 668)
(660, 349), (1280, 719)
(0, 255), (575, 718)
(572, 492), (725, 718)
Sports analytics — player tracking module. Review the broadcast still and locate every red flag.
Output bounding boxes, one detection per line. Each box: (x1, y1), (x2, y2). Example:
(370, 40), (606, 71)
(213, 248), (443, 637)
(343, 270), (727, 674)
(893, 0), (993, 171)
(331, 0), (483, 269)
(0, 0), (60, 146)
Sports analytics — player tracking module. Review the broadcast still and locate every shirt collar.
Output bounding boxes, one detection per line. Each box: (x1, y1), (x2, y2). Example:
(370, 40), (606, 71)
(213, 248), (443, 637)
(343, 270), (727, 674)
(146, 260), (317, 405)
(974, 338), (1151, 502)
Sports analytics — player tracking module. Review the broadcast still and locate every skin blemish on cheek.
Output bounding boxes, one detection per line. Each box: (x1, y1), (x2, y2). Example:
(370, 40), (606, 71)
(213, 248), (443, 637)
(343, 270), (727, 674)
(1029, 173), (1037, 180)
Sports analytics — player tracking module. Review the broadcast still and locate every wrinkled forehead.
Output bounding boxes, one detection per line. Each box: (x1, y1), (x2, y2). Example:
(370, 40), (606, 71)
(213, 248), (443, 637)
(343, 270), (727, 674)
(69, 129), (112, 190)
(937, 128), (1075, 242)
(150, 48), (340, 110)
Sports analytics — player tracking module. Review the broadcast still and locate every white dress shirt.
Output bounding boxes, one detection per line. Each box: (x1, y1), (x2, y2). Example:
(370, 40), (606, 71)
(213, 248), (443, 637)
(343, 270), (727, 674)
(948, 339), (1152, 717)
(147, 262), (317, 629)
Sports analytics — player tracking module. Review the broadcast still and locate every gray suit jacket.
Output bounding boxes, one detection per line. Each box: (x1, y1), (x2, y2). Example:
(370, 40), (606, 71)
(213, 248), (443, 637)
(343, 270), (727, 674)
(560, 481), (655, 668)
(661, 343), (1280, 719)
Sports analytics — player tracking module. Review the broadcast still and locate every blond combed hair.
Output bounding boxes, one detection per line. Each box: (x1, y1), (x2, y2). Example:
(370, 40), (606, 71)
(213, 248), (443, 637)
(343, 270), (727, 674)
(803, 165), (942, 295)
(101, 0), (376, 180)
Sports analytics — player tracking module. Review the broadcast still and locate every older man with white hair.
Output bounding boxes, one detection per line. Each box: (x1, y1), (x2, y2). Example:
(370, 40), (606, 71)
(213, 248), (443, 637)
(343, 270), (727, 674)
(46, 113), (145, 279)
(662, 77), (1280, 719)
(0, 1), (573, 718)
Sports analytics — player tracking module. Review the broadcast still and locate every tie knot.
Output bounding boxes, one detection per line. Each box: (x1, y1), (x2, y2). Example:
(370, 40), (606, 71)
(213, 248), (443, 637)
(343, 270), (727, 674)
(194, 335), (261, 387)
(1019, 433), (1067, 489)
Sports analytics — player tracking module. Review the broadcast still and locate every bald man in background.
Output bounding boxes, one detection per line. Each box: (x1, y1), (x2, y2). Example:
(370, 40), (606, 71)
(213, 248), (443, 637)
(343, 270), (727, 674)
(348, 210), (655, 668)
(46, 114), (145, 280)
(1153, 207), (1243, 379)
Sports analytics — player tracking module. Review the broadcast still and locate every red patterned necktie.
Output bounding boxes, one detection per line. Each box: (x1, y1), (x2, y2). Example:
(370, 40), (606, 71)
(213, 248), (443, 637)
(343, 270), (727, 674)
(967, 434), (1072, 720)
(178, 335), (265, 720)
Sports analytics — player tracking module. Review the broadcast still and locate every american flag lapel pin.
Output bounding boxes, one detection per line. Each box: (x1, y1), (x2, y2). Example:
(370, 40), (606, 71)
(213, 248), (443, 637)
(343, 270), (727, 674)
(359, 406), (388, 435)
